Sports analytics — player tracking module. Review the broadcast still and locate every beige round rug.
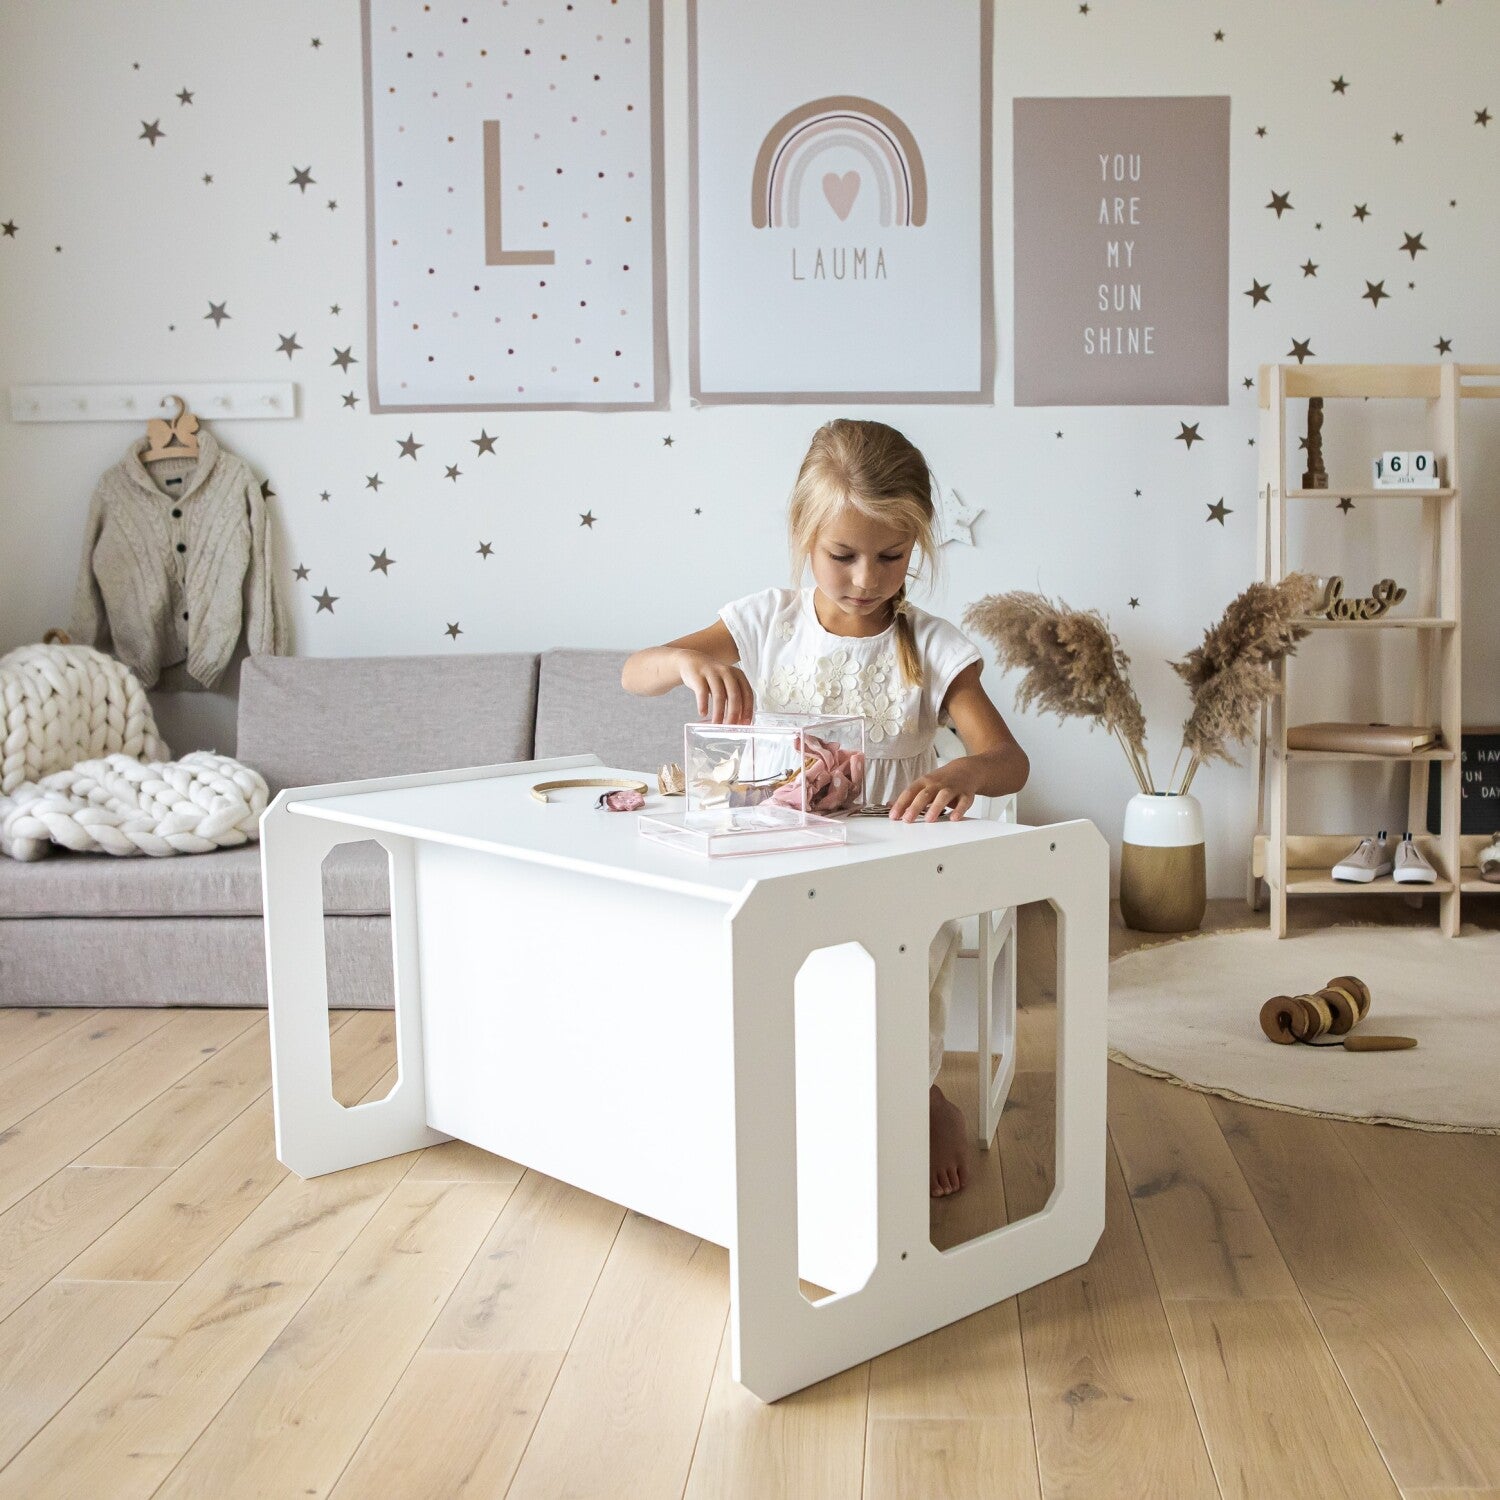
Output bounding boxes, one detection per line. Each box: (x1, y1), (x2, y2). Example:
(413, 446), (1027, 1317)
(1108, 925), (1500, 1134)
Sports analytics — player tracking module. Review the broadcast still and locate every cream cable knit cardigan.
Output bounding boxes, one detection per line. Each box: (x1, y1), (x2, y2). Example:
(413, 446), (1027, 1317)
(71, 429), (289, 689)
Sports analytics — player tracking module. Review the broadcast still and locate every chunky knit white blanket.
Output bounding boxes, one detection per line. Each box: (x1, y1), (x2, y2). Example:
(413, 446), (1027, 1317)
(0, 642), (265, 860)
(0, 750), (267, 861)
(2, 641), (168, 795)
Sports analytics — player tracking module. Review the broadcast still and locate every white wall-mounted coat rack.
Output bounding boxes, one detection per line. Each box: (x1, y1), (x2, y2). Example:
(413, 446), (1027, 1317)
(8, 382), (297, 423)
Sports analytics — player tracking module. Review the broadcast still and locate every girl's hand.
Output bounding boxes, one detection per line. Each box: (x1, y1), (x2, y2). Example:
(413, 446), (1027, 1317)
(678, 650), (756, 725)
(889, 765), (978, 823)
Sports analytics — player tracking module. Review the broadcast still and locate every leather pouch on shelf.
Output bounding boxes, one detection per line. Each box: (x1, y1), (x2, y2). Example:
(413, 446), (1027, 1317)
(1286, 721), (1439, 755)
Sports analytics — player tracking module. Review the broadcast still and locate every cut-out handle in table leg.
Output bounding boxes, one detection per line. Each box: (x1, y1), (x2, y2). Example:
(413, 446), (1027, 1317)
(262, 793), (448, 1178)
(977, 905), (1018, 1148)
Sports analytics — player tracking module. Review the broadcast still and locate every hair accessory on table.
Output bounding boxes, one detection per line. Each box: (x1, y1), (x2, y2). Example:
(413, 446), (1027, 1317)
(529, 776), (650, 808)
(657, 762), (685, 796)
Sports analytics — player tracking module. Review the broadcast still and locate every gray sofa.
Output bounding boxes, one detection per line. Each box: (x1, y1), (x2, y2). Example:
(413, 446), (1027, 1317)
(0, 651), (700, 1007)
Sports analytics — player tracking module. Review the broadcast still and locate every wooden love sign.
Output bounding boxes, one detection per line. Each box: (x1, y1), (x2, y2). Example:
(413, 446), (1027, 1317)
(1313, 576), (1407, 622)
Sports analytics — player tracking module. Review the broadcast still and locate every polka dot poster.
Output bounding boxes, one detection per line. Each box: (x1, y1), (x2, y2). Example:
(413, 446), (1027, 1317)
(363, 0), (665, 410)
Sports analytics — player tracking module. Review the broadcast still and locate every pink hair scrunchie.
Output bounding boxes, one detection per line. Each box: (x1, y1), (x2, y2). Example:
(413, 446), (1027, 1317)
(768, 734), (866, 815)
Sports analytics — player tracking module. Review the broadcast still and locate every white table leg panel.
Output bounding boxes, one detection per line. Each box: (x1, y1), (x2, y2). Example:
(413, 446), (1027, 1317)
(727, 820), (1107, 1401)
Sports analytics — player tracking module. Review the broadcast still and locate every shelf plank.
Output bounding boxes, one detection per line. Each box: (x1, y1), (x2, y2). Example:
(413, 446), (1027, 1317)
(1298, 617), (1456, 631)
(1282, 869), (1454, 896)
(1285, 488), (1454, 501)
(1283, 748), (1454, 764)
(1459, 871), (1500, 895)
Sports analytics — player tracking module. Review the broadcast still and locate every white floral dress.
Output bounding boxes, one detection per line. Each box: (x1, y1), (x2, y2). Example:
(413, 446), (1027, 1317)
(717, 586), (984, 809)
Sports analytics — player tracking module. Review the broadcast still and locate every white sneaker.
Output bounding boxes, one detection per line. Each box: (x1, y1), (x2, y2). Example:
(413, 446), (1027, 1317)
(1332, 831), (1392, 883)
(1393, 833), (1437, 884)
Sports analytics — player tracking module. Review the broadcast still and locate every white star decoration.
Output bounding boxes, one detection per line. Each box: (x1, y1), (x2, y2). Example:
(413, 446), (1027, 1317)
(934, 486), (983, 548)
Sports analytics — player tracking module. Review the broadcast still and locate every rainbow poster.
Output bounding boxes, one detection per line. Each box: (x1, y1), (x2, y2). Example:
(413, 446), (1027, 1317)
(688, 0), (993, 404)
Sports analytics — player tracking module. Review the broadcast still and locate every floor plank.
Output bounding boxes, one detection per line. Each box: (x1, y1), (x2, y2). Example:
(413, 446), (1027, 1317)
(1108, 1063), (1398, 1497)
(504, 1210), (728, 1500)
(1001, 1070), (1220, 1500)
(152, 1176), (515, 1500)
(1334, 1120), (1500, 1374)
(63, 1012), (384, 1285)
(0, 1009), (176, 1131)
(0, 1007), (100, 1065)
(1213, 1096), (1500, 1492)
(0, 1009), (257, 1217)
(332, 1169), (622, 1498)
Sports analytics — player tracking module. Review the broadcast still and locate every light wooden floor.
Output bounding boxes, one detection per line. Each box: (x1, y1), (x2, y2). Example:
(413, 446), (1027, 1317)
(3, 898), (1500, 1499)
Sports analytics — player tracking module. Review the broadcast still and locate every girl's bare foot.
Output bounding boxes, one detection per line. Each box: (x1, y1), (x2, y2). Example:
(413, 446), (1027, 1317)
(930, 1083), (971, 1197)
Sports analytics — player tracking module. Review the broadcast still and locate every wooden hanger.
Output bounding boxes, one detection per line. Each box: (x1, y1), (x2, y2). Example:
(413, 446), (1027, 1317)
(142, 393), (200, 462)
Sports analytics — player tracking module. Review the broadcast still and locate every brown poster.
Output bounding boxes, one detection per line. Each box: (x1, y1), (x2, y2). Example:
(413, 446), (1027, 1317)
(1013, 96), (1229, 407)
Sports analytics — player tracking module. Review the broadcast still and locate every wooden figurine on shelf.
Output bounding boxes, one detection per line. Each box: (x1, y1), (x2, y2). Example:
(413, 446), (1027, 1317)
(1311, 575), (1407, 622)
(1301, 396), (1327, 489)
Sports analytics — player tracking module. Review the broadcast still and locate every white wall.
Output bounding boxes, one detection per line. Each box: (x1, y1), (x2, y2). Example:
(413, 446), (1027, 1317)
(1, 0), (1496, 895)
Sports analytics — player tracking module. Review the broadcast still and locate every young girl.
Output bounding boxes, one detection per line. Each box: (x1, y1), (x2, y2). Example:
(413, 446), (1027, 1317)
(622, 419), (1029, 1197)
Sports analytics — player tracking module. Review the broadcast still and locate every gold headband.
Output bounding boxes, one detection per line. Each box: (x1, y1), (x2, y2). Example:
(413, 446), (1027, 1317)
(529, 777), (650, 805)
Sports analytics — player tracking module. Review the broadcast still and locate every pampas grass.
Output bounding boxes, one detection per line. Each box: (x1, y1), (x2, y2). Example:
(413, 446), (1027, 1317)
(964, 592), (1153, 793)
(965, 574), (1319, 796)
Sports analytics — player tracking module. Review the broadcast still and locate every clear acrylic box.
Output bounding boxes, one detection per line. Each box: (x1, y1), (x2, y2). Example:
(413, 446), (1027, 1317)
(638, 712), (867, 857)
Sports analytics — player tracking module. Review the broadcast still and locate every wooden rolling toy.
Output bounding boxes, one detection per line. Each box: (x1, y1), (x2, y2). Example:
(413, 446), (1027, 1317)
(1259, 974), (1417, 1051)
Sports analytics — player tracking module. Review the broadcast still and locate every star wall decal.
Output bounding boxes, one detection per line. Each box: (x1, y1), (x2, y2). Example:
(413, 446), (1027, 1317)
(365, 473), (383, 491)
(326, 200), (337, 212)
(472, 429), (497, 455)
(446, 622), (463, 640)
(290, 165), (315, 192)
(1213, 28), (1225, 40)
(342, 391), (360, 408)
(397, 433), (423, 459)
(1244, 279), (1271, 307)
(1289, 338), (1315, 363)
(1353, 203), (1371, 221)
(269, 231), (280, 242)
(311, 36), (322, 48)
(204, 301), (230, 326)
(276, 332), (302, 358)
(1400, 232), (1427, 259)
(1435, 336), (1453, 354)
(1255, 126), (1267, 138)
(1392, 132), (1404, 144)
(1, 221), (16, 237)
(1477, 108), (1492, 127)
(1242, 377), (1255, 389)
(369, 550), (394, 574)
(139, 120), (165, 146)
(1266, 190), (1293, 218)
(580, 511), (597, 528)
(1331, 75), (1349, 94)
(260, 480), (276, 501)
(202, 174), (213, 185)
(1301, 259), (1319, 277)
(1337, 497), (1355, 513)
(314, 588), (338, 613)
(331, 346), (357, 371)
(1055, 430), (1064, 439)
(935, 486), (983, 548)
(1206, 498), (1232, 525)
(476, 541), (494, 559)
(176, 87), (194, 106)
(445, 464), (462, 482)
(1362, 280), (1390, 307)
(1175, 422), (1202, 449)
(662, 435), (674, 446)
(1128, 597), (1140, 609)
(330, 303), (341, 315)
(318, 490), (330, 503)
(293, 563), (310, 581)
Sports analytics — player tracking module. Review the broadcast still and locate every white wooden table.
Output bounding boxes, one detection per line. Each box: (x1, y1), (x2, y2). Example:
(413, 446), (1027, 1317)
(261, 753), (1108, 1402)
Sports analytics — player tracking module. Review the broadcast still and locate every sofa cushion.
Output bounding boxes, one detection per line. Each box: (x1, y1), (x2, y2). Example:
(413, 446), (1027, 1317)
(237, 652), (538, 793)
(533, 649), (699, 771)
(0, 840), (390, 919)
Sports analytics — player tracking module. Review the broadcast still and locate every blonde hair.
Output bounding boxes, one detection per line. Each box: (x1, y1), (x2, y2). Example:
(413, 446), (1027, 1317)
(788, 419), (940, 687)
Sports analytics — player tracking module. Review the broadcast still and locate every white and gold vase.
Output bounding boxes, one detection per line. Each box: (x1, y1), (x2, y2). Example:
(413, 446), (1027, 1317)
(1119, 792), (1207, 934)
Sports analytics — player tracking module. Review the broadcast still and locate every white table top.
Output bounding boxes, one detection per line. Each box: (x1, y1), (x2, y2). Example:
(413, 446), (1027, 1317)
(288, 762), (1031, 906)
